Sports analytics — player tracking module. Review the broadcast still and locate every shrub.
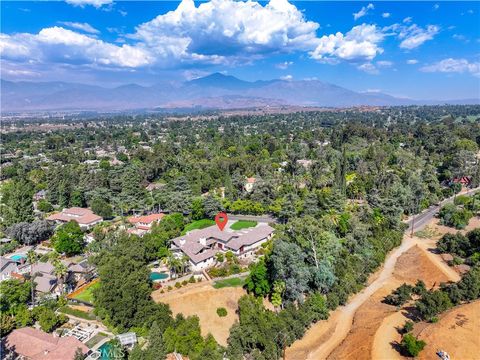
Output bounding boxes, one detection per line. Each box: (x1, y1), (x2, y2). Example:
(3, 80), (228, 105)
(167, 286), (173, 291)
(415, 290), (452, 321)
(402, 320), (414, 334)
(215, 252), (224, 263)
(401, 333), (426, 357)
(174, 282), (182, 289)
(384, 283), (413, 306)
(182, 280), (188, 286)
(216, 307), (227, 317)
(189, 276), (196, 283)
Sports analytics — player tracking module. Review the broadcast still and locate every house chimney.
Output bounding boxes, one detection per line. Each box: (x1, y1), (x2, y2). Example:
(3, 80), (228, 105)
(199, 238), (206, 246)
(180, 239), (186, 246)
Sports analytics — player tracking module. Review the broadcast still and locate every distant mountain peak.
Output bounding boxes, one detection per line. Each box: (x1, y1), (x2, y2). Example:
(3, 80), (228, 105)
(188, 72), (252, 90)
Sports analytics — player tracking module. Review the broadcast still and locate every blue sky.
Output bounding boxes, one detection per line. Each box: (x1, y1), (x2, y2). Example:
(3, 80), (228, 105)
(1, 1), (479, 100)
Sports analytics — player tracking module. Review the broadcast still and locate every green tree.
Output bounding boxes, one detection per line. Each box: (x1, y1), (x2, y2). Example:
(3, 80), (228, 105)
(191, 197), (205, 220)
(245, 259), (271, 297)
(51, 221), (84, 256)
(401, 333), (426, 357)
(90, 197), (113, 218)
(94, 234), (173, 332)
(1, 180), (34, 227)
(0, 279), (31, 314)
(142, 321), (167, 360)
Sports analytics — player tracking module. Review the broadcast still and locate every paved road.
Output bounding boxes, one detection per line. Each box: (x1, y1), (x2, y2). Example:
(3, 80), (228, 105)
(407, 187), (480, 233)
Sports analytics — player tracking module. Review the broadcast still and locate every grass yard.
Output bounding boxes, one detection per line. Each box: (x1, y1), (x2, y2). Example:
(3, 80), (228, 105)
(182, 219), (215, 234)
(85, 333), (109, 348)
(213, 277), (245, 289)
(58, 306), (96, 321)
(230, 220), (257, 230)
(73, 282), (100, 304)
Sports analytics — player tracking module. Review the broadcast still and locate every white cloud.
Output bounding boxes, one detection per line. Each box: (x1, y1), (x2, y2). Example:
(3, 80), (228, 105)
(65, 0), (113, 8)
(377, 60), (393, 67)
(433, 4), (440, 10)
(280, 74), (293, 80)
(452, 34), (469, 42)
(406, 59), (418, 64)
(353, 3), (374, 21)
(357, 62), (378, 74)
(58, 21), (100, 34)
(276, 61), (293, 69)
(311, 24), (384, 62)
(420, 58), (480, 77)
(399, 24), (439, 49)
(382, 12), (391, 18)
(0, 27), (151, 68)
(2, 0), (323, 70)
(132, 0), (320, 63)
(403, 17), (413, 24)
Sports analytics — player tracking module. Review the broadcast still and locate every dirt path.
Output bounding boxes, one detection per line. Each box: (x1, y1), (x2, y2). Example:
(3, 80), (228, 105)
(287, 193), (478, 360)
(286, 234), (418, 359)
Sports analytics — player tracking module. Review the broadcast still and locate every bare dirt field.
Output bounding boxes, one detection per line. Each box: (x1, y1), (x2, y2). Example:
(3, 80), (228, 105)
(287, 214), (479, 360)
(416, 300), (480, 360)
(152, 282), (246, 346)
(328, 243), (452, 360)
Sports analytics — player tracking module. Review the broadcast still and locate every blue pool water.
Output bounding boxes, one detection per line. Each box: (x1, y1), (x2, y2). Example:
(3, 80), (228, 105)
(10, 254), (26, 262)
(150, 272), (169, 281)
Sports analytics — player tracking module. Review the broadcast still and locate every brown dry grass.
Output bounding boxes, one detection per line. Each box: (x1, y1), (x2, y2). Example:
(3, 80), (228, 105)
(416, 300), (480, 360)
(328, 244), (452, 360)
(152, 282), (246, 346)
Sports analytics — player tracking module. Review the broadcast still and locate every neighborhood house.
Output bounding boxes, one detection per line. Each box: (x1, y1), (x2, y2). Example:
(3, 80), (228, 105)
(3, 327), (89, 360)
(171, 224), (274, 272)
(46, 207), (103, 230)
(128, 213), (165, 235)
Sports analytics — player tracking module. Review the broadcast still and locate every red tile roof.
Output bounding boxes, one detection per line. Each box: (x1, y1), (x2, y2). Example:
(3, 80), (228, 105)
(128, 213), (165, 225)
(4, 327), (89, 360)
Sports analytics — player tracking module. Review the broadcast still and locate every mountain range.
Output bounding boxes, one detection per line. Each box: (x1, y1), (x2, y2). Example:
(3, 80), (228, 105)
(1, 73), (478, 112)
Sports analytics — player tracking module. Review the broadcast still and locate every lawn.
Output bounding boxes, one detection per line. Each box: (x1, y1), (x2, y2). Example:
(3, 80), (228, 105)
(213, 277), (245, 289)
(85, 333), (109, 348)
(58, 306), (96, 321)
(182, 219), (215, 234)
(73, 282), (100, 303)
(230, 220), (257, 230)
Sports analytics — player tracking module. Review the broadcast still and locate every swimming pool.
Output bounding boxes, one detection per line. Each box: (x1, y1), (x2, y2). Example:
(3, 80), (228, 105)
(9, 254), (26, 262)
(150, 272), (169, 281)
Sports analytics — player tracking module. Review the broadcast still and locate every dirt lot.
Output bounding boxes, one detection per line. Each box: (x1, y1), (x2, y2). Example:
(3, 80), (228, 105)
(328, 244), (452, 360)
(287, 215), (478, 360)
(152, 282), (246, 346)
(416, 300), (480, 360)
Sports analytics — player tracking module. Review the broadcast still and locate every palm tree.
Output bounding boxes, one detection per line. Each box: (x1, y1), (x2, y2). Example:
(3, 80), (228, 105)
(53, 259), (68, 295)
(166, 253), (182, 279)
(26, 250), (38, 306)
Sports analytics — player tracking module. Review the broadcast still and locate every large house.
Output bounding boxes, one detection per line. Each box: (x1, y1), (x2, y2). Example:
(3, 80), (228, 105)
(17, 262), (60, 295)
(47, 207), (103, 230)
(171, 224), (274, 272)
(3, 327), (89, 360)
(128, 213), (165, 235)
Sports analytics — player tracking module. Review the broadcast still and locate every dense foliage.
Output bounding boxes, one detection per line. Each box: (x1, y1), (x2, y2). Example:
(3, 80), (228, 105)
(1, 106), (479, 358)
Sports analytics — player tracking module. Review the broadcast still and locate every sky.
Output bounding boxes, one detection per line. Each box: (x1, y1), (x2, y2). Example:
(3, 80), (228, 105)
(1, 0), (479, 100)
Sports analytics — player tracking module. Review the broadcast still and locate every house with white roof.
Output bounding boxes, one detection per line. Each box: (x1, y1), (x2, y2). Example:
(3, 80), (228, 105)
(46, 207), (103, 230)
(170, 224), (274, 272)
